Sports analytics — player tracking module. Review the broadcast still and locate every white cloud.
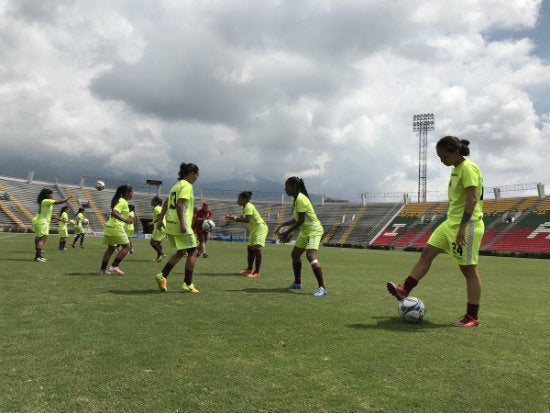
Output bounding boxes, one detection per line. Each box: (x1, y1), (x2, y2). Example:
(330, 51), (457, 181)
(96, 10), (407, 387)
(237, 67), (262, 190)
(0, 0), (548, 199)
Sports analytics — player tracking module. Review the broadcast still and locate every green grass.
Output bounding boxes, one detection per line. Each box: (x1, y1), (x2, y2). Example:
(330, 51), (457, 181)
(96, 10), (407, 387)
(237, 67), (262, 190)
(1, 234), (549, 413)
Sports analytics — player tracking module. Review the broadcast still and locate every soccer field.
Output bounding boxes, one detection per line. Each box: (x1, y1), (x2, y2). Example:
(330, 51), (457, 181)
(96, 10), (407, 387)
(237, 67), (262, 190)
(1, 234), (549, 413)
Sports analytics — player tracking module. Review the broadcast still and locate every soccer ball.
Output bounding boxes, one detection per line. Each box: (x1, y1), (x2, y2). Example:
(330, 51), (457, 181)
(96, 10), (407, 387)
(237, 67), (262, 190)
(95, 180), (105, 191)
(69, 219), (75, 225)
(277, 227), (293, 243)
(82, 218), (90, 225)
(202, 219), (215, 232)
(398, 297), (426, 323)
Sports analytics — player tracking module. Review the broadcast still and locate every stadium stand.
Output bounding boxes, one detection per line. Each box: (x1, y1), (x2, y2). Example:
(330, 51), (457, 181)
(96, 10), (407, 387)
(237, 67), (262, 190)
(1, 174), (548, 254)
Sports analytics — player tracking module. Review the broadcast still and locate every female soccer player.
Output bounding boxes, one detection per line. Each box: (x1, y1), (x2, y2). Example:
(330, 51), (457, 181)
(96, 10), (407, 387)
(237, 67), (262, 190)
(386, 136), (484, 327)
(33, 188), (73, 262)
(99, 185), (134, 275)
(149, 196), (166, 261)
(71, 207), (86, 248)
(224, 191), (269, 278)
(125, 204), (136, 254)
(274, 177), (327, 297)
(57, 206), (70, 251)
(154, 163), (200, 293)
(195, 201), (213, 258)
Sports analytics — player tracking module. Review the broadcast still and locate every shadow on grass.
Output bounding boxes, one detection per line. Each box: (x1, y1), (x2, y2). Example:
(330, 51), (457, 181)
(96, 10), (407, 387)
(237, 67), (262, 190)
(228, 287), (300, 294)
(108, 289), (166, 295)
(348, 317), (450, 330)
(201, 271), (245, 277)
(0, 257), (38, 262)
(65, 271), (103, 276)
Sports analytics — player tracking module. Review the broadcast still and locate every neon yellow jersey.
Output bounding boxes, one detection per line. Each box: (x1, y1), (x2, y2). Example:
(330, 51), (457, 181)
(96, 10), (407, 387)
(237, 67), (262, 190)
(35, 198), (55, 226)
(292, 193), (323, 235)
(104, 197), (129, 236)
(166, 180), (194, 235)
(58, 211), (69, 231)
(446, 159), (484, 224)
(152, 205), (166, 226)
(125, 211), (135, 234)
(75, 212), (85, 230)
(241, 202), (266, 233)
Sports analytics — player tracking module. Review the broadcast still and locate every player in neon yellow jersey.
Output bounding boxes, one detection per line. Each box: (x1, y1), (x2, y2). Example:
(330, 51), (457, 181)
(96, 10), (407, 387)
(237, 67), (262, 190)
(387, 136), (484, 327)
(33, 188), (73, 262)
(275, 177), (327, 297)
(57, 206), (70, 250)
(124, 204), (136, 254)
(224, 191), (269, 278)
(99, 185), (134, 275)
(149, 196), (166, 261)
(71, 207), (86, 248)
(154, 163), (200, 293)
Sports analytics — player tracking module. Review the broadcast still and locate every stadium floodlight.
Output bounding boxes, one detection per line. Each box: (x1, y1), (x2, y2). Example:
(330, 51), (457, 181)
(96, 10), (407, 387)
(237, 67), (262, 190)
(413, 113), (435, 203)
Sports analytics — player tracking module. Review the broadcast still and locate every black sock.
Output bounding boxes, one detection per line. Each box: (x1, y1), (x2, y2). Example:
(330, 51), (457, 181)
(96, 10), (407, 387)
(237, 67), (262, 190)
(467, 303), (479, 319)
(404, 276), (418, 293)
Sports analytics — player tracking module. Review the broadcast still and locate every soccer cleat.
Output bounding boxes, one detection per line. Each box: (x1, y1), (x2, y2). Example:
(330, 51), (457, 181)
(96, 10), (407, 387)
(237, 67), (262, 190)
(453, 314), (480, 327)
(387, 282), (408, 301)
(109, 266), (125, 275)
(155, 273), (167, 292)
(33, 257), (47, 263)
(71, 244), (75, 248)
(203, 252), (208, 258)
(288, 282), (303, 289)
(99, 269), (112, 275)
(239, 269), (253, 275)
(181, 283), (199, 293)
(247, 272), (260, 278)
(155, 254), (165, 262)
(79, 245), (84, 249)
(313, 286), (327, 297)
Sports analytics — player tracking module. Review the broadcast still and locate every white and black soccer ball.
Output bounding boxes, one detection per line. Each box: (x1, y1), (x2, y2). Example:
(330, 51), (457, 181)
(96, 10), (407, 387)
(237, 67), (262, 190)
(202, 219), (215, 232)
(82, 218), (90, 226)
(95, 180), (105, 191)
(398, 297), (426, 323)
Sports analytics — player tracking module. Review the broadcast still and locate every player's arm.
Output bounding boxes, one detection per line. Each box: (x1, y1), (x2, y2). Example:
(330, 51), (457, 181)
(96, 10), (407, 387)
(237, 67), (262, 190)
(274, 219), (294, 234)
(53, 195), (73, 205)
(111, 209), (133, 225)
(177, 198), (186, 233)
(231, 214), (251, 223)
(156, 201), (168, 230)
(457, 186), (478, 246)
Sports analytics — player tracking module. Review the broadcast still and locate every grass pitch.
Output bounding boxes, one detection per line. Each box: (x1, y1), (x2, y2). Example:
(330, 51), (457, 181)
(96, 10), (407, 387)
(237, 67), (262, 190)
(1, 234), (549, 413)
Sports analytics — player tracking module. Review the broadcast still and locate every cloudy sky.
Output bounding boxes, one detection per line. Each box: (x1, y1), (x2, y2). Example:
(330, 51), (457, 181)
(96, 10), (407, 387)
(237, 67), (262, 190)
(1, 0), (549, 200)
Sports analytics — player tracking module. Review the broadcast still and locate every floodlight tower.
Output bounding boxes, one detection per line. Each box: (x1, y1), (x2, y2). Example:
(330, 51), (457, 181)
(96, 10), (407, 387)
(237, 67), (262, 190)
(412, 113), (435, 203)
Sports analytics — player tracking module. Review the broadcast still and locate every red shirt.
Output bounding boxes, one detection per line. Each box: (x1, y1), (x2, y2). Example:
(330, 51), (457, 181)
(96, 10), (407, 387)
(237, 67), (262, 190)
(194, 208), (213, 233)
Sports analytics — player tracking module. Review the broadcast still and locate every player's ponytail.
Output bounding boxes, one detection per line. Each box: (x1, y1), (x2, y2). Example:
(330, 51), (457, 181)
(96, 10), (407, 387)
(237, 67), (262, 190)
(437, 136), (470, 156)
(111, 185), (133, 209)
(286, 177), (311, 201)
(178, 163), (199, 179)
(238, 191), (253, 200)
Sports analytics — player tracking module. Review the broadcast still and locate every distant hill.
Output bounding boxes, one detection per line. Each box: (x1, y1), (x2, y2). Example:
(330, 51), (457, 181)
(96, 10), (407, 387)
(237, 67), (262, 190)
(197, 177), (323, 202)
(201, 177), (284, 193)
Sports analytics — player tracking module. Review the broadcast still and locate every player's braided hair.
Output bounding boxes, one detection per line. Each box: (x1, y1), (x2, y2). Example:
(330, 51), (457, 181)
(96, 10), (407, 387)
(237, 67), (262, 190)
(286, 176), (311, 201)
(437, 135), (470, 156)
